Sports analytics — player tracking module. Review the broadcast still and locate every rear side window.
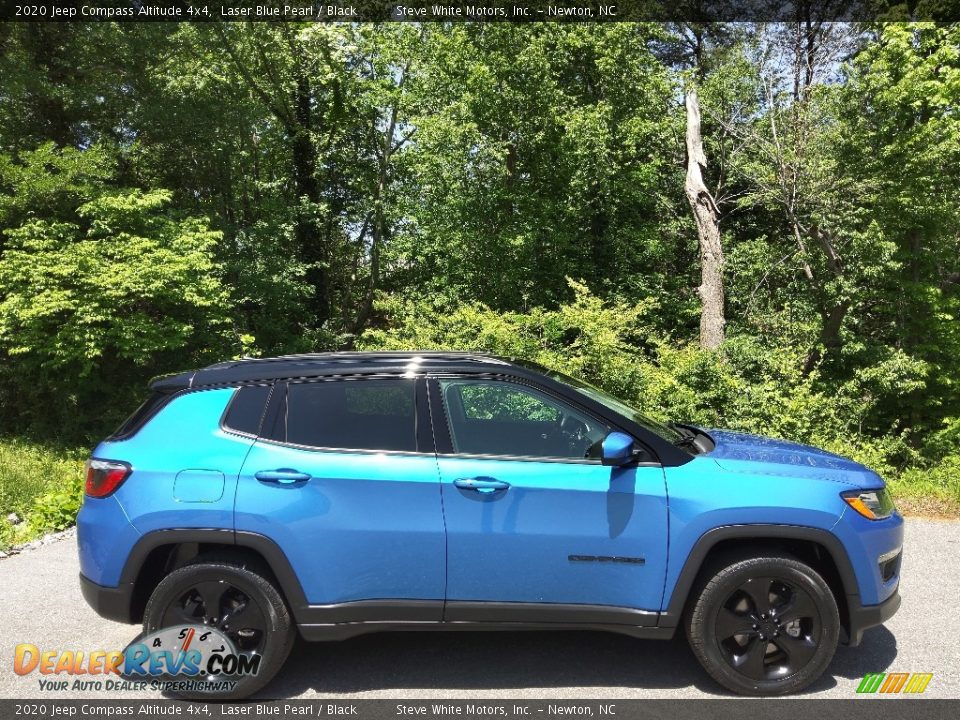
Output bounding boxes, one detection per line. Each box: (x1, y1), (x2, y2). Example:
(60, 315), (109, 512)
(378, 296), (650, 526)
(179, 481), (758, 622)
(223, 385), (272, 436)
(109, 392), (171, 440)
(283, 379), (416, 452)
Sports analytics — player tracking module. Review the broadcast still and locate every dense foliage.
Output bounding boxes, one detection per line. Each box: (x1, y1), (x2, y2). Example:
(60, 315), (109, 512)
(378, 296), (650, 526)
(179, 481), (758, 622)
(0, 22), (958, 514)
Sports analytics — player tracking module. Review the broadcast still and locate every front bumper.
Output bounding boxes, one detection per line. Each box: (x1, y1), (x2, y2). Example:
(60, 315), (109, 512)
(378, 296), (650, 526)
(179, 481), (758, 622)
(844, 586), (901, 646)
(79, 573), (135, 624)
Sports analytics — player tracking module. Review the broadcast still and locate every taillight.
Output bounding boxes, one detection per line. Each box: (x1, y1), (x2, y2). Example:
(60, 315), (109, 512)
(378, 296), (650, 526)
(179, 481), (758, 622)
(84, 459), (132, 498)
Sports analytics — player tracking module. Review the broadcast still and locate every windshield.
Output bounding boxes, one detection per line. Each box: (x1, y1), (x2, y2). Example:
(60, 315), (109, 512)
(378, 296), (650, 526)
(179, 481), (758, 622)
(515, 362), (684, 443)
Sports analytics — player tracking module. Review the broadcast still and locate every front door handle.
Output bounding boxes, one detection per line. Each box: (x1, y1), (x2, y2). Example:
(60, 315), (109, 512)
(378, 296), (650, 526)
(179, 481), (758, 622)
(453, 477), (510, 494)
(255, 468), (311, 485)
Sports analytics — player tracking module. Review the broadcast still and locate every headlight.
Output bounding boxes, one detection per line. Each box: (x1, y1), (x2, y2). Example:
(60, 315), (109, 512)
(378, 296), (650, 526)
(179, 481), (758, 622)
(842, 488), (896, 520)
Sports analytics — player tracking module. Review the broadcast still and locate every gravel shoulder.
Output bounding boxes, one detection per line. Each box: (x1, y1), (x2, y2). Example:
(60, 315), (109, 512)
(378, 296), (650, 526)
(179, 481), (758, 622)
(0, 518), (957, 700)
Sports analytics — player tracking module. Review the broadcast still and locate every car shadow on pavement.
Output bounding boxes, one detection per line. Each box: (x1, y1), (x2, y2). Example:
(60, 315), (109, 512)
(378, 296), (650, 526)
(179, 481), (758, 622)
(259, 625), (899, 699)
(805, 625), (899, 694)
(261, 631), (703, 697)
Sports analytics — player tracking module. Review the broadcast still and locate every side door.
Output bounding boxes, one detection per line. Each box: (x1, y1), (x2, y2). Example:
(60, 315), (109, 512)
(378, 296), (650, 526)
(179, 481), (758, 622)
(235, 376), (445, 621)
(430, 376), (669, 622)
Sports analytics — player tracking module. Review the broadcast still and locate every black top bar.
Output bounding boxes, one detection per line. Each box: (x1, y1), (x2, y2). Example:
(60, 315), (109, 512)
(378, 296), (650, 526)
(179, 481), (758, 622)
(3, 1), (958, 23)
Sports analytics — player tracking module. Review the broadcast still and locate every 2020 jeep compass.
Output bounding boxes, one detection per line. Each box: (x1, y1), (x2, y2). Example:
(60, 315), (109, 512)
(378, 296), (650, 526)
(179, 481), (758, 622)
(78, 352), (903, 698)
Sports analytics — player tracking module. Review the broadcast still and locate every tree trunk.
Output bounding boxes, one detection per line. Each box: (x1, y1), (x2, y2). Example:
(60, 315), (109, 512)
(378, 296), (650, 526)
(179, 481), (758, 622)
(684, 86), (725, 349)
(26, 26), (75, 147)
(802, 299), (851, 376)
(800, 224), (849, 376)
(291, 71), (330, 328)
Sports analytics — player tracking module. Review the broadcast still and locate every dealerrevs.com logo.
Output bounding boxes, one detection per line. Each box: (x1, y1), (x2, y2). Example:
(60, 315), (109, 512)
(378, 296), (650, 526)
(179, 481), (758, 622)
(14, 625), (260, 694)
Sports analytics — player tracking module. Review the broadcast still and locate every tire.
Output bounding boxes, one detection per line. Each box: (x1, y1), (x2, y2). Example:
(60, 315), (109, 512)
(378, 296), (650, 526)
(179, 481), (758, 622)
(142, 555), (296, 700)
(685, 552), (840, 696)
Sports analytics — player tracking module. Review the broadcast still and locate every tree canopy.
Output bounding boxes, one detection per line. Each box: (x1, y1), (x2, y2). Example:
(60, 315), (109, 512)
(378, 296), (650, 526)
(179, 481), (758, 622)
(1, 21), (959, 508)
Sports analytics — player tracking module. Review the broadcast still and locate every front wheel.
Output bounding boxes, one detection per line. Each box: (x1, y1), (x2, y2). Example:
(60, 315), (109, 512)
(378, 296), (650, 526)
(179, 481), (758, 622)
(142, 556), (295, 700)
(686, 553), (840, 696)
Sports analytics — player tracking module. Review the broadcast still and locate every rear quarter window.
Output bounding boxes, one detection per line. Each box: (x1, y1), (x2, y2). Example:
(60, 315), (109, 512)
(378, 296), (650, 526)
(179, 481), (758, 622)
(222, 384), (272, 436)
(109, 392), (171, 440)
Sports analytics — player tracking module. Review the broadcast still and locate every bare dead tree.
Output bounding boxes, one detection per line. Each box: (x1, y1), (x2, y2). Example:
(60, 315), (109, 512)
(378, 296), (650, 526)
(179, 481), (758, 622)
(684, 85), (726, 348)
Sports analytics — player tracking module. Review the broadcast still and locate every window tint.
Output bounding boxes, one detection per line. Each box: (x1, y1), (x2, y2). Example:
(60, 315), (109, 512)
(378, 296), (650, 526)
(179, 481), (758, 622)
(440, 380), (609, 460)
(459, 384), (561, 423)
(223, 385), (272, 435)
(525, 363), (684, 444)
(285, 379), (416, 452)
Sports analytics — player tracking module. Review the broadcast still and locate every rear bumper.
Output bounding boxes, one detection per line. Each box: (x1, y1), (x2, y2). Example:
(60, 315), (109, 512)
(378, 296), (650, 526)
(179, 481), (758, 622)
(79, 573), (135, 624)
(76, 496), (142, 587)
(844, 587), (901, 646)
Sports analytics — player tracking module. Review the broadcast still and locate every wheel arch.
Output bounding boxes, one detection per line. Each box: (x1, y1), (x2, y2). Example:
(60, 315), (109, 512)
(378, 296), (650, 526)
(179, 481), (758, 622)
(660, 524), (859, 636)
(121, 529), (309, 624)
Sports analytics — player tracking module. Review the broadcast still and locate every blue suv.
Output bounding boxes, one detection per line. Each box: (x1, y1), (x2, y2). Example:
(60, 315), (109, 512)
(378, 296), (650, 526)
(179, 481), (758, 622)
(78, 352), (902, 698)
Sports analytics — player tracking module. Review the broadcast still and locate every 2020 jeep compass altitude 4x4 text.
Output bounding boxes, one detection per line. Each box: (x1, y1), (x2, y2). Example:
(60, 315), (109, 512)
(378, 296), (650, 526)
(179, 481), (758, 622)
(78, 352), (902, 698)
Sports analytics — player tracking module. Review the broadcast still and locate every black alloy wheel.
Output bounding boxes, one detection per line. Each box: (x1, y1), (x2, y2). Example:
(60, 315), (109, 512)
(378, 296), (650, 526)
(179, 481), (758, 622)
(715, 576), (821, 681)
(686, 553), (840, 696)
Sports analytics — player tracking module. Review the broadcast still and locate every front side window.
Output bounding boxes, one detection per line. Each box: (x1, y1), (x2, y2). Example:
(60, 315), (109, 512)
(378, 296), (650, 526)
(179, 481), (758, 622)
(439, 379), (609, 460)
(511, 360), (684, 443)
(284, 379), (416, 452)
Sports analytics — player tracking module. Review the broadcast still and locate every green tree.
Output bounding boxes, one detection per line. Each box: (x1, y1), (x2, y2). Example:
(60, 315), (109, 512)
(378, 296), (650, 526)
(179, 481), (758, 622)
(0, 190), (235, 438)
(396, 24), (678, 313)
(838, 23), (960, 433)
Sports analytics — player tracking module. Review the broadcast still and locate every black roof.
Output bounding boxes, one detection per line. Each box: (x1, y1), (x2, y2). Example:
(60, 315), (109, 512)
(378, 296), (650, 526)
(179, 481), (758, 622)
(149, 351), (519, 392)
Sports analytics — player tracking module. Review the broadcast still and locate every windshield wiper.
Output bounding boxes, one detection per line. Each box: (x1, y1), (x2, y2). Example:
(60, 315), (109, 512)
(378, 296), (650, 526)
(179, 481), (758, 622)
(671, 425), (701, 451)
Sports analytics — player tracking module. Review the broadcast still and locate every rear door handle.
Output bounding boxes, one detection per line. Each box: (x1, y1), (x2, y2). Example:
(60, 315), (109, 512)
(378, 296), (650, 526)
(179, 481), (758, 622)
(255, 468), (311, 485)
(453, 477), (510, 494)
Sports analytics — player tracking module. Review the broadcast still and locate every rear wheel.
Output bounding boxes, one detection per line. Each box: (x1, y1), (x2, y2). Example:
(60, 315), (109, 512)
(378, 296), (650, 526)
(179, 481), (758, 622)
(142, 556), (295, 700)
(686, 553), (839, 696)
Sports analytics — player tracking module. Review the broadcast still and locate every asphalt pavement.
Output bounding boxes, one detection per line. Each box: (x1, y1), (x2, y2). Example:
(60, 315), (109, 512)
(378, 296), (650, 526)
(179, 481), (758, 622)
(0, 518), (957, 700)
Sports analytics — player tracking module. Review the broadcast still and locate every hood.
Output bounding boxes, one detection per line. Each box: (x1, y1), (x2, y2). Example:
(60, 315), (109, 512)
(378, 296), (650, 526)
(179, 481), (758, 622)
(704, 428), (883, 489)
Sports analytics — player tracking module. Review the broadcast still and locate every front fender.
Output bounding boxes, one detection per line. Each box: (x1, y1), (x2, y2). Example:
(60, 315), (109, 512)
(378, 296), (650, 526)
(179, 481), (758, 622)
(658, 523), (859, 628)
